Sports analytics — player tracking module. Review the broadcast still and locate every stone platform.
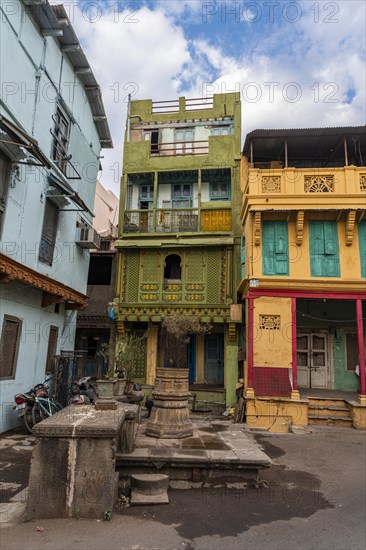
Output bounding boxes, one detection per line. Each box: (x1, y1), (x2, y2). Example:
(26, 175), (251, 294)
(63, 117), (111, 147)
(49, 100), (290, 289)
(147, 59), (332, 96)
(117, 417), (271, 483)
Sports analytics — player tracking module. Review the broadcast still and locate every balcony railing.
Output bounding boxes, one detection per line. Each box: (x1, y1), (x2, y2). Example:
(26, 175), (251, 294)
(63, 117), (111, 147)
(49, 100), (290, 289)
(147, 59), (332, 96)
(123, 210), (154, 232)
(123, 208), (232, 234)
(150, 141), (208, 157)
(248, 167), (366, 196)
(151, 97), (213, 114)
(156, 209), (198, 232)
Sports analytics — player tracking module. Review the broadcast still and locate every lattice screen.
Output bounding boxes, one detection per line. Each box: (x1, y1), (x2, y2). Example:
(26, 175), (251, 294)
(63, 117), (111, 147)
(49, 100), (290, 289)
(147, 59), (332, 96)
(360, 174), (366, 191)
(206, 249), (222, 303)
(125, 251), (140, 302)
(304, 175), (334, 192)
(186, 250), (204, 280)
(141, 251), (160, 281)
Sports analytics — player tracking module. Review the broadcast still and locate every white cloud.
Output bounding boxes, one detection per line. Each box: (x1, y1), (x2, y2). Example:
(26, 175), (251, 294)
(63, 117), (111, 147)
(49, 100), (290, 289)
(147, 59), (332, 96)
(57, 4), (197, 194)
(50, 0), (365, 195)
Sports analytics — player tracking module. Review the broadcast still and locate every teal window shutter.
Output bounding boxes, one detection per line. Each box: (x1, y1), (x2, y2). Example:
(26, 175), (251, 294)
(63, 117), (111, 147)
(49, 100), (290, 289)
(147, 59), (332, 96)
(309, 221), (340, 277)
(263, 221), (289, 276)
(241, 236), (246, 279)
(359, 221), (366, 278)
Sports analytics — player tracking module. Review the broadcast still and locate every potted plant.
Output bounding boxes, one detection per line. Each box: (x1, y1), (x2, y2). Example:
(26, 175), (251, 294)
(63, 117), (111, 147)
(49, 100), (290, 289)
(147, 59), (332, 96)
(96, 341), (118, 399)
(96, 333), (147, 399)
(115, 333), (147, 395)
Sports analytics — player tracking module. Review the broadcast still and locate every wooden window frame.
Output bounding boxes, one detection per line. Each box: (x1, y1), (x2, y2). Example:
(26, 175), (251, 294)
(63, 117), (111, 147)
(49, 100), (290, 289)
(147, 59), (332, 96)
(171, 183), (192, 208)
(209, 180), (231, 201)
(45, 325), (59, 374)
(51, 105), (70, 175)
(0, 315), (22, 379)
(39, 198), (59, 266)
(0, 152), (11, 236)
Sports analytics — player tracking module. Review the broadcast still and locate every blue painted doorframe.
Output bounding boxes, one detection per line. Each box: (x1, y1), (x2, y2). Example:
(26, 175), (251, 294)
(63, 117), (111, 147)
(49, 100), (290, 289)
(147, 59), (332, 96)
(204, 334), (224, 385)
(188, 335), (196, 384)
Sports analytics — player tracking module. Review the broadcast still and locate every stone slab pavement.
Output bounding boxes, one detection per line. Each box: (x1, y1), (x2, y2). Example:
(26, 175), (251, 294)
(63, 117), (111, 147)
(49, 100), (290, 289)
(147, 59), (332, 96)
(117, 417), (271, 468)
(1, 422), (365, 550)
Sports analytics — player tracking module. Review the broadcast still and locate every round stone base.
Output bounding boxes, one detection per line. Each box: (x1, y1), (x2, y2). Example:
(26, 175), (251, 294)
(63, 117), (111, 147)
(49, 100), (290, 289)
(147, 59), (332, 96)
(145, 401), (193, 438)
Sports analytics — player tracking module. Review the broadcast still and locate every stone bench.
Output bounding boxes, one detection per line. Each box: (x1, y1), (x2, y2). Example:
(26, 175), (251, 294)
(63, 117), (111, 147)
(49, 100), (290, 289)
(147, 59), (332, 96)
(26, 403), (138, 519)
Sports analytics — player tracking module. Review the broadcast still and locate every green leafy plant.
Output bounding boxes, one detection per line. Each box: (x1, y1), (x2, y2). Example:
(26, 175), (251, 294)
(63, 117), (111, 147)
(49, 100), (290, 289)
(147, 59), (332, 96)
(161, 315), (211, 368)
(115, 332), (147, 382)
(97, 333), (147, 383)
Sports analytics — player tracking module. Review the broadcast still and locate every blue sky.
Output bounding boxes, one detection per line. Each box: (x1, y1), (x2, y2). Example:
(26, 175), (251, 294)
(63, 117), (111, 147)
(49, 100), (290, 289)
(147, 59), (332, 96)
(51, 0), (366, 194)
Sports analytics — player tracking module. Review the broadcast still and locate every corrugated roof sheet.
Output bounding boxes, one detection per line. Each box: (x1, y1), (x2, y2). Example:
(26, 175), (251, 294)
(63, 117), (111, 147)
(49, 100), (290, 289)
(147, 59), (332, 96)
(243, 126), (365, 166)
(25, 1), (112, 148)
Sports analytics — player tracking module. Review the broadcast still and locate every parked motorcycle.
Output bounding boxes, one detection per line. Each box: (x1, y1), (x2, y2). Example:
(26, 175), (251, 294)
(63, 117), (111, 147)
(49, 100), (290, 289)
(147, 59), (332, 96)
(69, 376), (97, 405)
(13, 378), (50, 433)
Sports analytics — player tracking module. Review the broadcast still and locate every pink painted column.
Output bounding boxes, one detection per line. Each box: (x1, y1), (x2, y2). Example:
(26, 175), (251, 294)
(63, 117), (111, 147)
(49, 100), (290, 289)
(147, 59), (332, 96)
(291, 297), (298, 391)
(356, 299), (366, 396)
(247, 296), (254, 396)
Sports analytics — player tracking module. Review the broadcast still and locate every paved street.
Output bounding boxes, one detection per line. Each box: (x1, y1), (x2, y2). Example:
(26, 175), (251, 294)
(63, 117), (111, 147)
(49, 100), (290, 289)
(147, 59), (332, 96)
(1, 425), (365, 550)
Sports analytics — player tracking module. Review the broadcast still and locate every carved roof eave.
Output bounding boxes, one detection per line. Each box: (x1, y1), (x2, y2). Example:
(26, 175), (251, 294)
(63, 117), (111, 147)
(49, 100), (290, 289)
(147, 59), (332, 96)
(0, 253), (88, 309)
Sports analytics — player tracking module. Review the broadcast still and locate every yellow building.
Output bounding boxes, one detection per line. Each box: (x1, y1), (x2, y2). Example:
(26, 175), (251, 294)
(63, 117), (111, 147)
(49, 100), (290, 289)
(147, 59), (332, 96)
(239, 127), (366, 431)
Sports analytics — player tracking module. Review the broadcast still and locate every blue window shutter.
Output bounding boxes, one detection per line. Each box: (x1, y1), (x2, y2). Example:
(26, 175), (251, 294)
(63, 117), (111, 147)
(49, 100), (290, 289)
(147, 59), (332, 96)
(274, 221), (289, 275)
(263, 221), (288, 275)
(263, 222), (275, 275)
(310, 221), (325, 276)
(324, 221), (337, 255)
(359, 221), (366, 278)
(241, 236), (246, 279)
(310, 221), (340, 277)
(323, 221), (340, 276)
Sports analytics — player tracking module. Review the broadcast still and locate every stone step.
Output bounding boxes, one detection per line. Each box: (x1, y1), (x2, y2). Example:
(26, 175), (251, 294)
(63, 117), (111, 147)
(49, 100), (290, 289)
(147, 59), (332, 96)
(308, 405), (351, 418)
(130, 474), (169, 505)
(308, 415), (353, 426)
(308, 398), (347, 407)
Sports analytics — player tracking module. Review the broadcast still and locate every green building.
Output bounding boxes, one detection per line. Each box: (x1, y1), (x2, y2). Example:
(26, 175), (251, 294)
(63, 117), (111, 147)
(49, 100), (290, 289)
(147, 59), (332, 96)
(115, 93), (242, 407)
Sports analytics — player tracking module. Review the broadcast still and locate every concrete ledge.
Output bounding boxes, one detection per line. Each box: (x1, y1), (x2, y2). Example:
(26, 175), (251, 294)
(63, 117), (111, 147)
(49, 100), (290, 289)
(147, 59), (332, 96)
(347, 400), (366, 429)
(117, 420), (271, 482)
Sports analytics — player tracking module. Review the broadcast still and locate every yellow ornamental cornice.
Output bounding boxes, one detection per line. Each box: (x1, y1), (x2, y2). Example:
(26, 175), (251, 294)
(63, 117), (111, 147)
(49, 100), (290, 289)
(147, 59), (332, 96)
(254, 212), (261, 246)
(296, 211), (305, 246)
(0, 253), (88, 309)
(239, 276), (366, 295)
(345, 210), (356, 246)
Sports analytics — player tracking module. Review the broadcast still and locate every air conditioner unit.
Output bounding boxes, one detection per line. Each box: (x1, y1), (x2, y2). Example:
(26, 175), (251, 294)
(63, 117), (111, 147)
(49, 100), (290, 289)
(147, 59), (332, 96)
(76, 226), (101, 249)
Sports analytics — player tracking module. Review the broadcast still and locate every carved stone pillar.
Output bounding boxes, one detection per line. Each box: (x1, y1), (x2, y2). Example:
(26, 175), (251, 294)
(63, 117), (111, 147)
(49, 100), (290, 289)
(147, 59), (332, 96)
(146, 368), (193, 438)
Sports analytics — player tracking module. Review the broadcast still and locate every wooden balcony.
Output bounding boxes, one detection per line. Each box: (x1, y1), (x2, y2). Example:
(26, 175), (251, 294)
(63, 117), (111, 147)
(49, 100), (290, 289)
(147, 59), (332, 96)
(123, 208), (232, 234)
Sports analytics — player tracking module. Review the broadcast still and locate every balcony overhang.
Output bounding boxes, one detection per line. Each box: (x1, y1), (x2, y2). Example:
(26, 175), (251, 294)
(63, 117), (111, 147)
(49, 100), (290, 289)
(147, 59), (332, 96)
(116, 304), (232, 324)
(115, 236), (234, 248)
(0, 115), (51, 168)
(241, 200), (366, 224)
(239, 277), (366, 296)
(0, 253), (88, 310)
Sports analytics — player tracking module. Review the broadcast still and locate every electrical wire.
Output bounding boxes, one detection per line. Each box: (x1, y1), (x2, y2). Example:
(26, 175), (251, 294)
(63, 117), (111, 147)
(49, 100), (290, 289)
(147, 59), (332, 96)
(296, 310), (366, 323)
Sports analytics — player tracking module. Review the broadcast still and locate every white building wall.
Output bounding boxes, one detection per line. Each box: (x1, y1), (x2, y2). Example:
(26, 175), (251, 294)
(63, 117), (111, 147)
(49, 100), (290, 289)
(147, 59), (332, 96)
(0, 0), (108, 432)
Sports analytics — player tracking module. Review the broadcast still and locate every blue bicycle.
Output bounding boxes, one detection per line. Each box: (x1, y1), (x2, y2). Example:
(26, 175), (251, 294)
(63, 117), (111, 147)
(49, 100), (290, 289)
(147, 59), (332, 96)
(31, 393), (63, 426)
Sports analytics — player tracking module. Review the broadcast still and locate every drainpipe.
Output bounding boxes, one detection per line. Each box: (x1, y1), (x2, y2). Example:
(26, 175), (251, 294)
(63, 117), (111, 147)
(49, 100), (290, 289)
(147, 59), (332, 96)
(126, 93), (131, 142)
(291, 297), (300, 400)
(343, 137), (348, 166)
(284, 139), (288, 168)
(356, 299), (366, 400)
(247, 296), (254, 397)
